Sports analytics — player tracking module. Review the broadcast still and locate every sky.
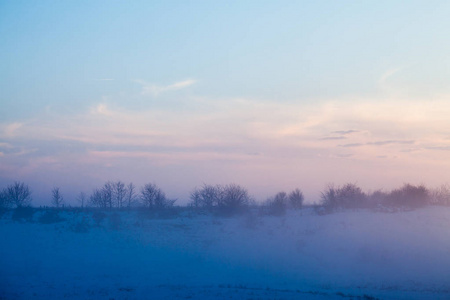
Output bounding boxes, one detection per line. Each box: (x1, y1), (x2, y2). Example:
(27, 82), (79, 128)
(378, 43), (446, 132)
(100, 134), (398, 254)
(1, 0), (450, 205)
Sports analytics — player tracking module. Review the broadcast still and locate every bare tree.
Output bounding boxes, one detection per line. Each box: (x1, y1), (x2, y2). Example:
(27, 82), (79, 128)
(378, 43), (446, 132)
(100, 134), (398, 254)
(125, 182), (137, 208)
(140, 183), (174, 209)
(190, 184), (222, 210)
(77, 192), (87, 208)
(320, 183), (366, 211)
(431, 184), (450, 206)
(51, 187), (64, 208)
(89, 181), (134, 209)
(6, 182), (32, 207)
(288, 188), (304, 210)
(0, 188), (11, 209)
(338, 183), (366, 209)
(320, 183), (338, 213)
(89, 188), (101, 208)
(265, 191), (288, 216)
(89, 188), (108, 208)
(141, 183), (164, 209)
(218, 184), (250, 215)
(113, 181), (126, 208)
(102, 182), (113, 209)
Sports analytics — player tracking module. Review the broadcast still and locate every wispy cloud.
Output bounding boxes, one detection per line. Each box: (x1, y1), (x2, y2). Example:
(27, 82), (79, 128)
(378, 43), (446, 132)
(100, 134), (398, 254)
(340, 143), (364, 148)
(425, 146), (450, 151)
(332, 130), (359, 135)
(340, 140), (415, 148)
(136, 79), (197, 96)
(368, 140), (415, 146)
(319, 137), (347, 141)
(0, 142), (13, 148)
(3, 122), (23, 137)
(335, 153), (353, 158)
(90, 103), (115, 116)
(379, 67), (402, 85)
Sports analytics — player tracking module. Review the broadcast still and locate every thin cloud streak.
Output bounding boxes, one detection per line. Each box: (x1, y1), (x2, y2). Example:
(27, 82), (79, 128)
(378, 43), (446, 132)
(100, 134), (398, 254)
(341, 143), (364, 148)
(379, 67), (402, 85)
(319, 137), (347, 141)
(340, 140), (415, 148)
(136, 79), (197, 96)
(425, 146), (450, 151)
(3, 122), (23, 137)
(369, 140), (415, 146)
(332, 130), (359, 135)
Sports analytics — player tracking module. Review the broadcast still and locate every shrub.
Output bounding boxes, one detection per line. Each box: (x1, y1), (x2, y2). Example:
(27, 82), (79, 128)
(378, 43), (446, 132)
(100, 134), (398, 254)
(38, 210), (65, 224)
(71, 215), (90, 233)
(367, 190), (389, 208)
(0, 189), (11, 209)
(320, 183), (366, 212)
(108, 213), (122, 230)
(265, 192), (288, 216)
(288, 189), (304, 210)
(320, 184), (338, 213)
(386, 184), (429, 209)
(92, 211), (107, 226)
(431, 184), (450, 206)
(12, 206), (35, 222)
(338, 183), (366, 209)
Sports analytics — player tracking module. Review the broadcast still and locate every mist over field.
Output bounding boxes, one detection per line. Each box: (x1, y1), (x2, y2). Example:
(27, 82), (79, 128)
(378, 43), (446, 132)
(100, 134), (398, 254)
(1, 205), (450, 300)
(2, 0), (450, 299)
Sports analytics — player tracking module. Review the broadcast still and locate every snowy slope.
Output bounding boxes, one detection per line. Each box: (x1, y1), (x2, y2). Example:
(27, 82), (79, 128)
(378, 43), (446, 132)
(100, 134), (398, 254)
(1, 207), (449, 299)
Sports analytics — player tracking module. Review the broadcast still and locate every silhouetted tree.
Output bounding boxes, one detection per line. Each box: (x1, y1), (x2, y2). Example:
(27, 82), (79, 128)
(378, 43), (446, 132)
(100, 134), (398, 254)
(338, 183), (366, 209)
(367, 190), (388, 208)
(387, 183), (429, 208)
(289, 188), (304, 210)
(102, 182), (114, 209)
(125, 182), (137, 208)
(320, 184), (338, 212)
(190, 184), (222, 211)
(320, 183), (366, 211)
(217, 184), (250, 215)
(6, 182), (32, 208)
(77, 192), (87, 208)
(0, 188), (11, 209)
(265, 191), (288, 216)
(113, 181), (126, 208)
(89, 188), (108, 208)
(431, 184), (450, 206)
(140, 183), (175, 209)
(51, 187), (64, 208)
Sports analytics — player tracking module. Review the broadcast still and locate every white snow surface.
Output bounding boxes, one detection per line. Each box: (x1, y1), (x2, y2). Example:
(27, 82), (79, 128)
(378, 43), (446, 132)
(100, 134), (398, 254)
(1, 207), (450, 299)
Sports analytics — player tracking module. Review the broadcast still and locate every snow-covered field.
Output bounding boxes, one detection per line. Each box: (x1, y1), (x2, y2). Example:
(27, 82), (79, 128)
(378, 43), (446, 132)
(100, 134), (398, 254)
(1, 207), (449, 299)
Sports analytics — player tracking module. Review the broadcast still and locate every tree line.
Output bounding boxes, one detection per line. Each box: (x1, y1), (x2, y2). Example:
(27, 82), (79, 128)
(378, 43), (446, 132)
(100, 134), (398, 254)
(1, 181), (450, 216)
(318, 182), (447, 213)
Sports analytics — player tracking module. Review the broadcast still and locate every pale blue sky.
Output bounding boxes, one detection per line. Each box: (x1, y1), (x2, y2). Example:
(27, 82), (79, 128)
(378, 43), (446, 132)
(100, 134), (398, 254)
(1, 1), (450, 204)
